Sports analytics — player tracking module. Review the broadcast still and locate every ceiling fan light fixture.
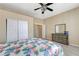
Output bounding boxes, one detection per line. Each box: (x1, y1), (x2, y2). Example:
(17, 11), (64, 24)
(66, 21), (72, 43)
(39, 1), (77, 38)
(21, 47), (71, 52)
(34, 3), (53, 14)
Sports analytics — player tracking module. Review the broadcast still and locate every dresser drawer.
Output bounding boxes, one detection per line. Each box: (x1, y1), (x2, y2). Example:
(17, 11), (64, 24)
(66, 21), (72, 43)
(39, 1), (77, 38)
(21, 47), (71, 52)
(52, 33), (68, 45)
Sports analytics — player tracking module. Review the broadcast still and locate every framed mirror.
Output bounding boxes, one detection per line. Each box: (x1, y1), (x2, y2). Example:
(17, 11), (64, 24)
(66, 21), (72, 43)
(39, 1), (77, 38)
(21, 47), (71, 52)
(55, 24), (66, 33)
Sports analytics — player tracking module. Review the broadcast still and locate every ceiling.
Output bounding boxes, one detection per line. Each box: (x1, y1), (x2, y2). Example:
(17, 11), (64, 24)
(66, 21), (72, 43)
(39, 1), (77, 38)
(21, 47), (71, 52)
(0, 3), (79, 19)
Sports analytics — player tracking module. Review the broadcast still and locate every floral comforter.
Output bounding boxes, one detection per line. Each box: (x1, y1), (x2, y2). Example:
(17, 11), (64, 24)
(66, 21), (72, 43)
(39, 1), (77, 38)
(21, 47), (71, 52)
(0, 38), (63, 56)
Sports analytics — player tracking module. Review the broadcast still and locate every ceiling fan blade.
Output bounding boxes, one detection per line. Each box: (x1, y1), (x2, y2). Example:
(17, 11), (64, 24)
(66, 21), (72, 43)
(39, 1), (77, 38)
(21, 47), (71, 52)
(39, 3), (43, 6)
(34, 7), (41, 10)
(47, 7), (53, 11)
(46, 3), (53, 6)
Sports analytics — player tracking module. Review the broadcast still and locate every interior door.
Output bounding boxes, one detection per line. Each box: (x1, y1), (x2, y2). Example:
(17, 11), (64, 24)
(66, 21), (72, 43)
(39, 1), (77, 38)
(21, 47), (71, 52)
(34, 24), (42, 38)
(7, 19), (18, 42)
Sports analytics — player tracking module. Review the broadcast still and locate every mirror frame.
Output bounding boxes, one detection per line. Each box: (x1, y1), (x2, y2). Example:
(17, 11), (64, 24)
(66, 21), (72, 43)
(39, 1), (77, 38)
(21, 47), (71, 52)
(55, 24), (66, 33)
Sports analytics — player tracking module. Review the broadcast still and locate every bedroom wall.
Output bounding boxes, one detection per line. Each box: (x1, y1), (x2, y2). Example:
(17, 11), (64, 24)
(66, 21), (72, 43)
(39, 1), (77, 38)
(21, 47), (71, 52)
(0, 9), (34, 43)
(44, 7), (79, 47)
(33, 18), (44, 25)
(33, 18), (45, 38)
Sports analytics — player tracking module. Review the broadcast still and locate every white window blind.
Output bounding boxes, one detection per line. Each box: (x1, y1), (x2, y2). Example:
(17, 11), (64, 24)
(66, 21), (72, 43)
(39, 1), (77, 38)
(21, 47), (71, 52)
(7, 19), (28, 42)
(7, 19), (18, 42)
(18, 20), (28, 41)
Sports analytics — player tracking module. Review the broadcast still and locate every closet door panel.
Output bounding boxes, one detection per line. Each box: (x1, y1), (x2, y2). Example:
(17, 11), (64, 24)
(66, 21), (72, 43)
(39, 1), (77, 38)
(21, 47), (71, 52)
(18, 20), (28, 41)
(7, 19), (18, 42)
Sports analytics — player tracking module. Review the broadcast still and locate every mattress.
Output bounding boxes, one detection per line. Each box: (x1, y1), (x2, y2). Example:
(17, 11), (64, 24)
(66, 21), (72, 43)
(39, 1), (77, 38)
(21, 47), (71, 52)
(0, 38), (63, 56)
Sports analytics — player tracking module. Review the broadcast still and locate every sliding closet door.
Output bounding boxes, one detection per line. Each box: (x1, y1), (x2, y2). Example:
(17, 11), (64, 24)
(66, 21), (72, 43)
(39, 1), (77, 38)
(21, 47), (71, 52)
(18, 20), (28, 41)
(7, 19), (18, 42)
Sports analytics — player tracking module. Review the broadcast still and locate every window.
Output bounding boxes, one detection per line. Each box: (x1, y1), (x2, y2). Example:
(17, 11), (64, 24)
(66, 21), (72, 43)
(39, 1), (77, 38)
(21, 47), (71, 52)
(7, 19), (28, 42)
(18, 20), (28, 41)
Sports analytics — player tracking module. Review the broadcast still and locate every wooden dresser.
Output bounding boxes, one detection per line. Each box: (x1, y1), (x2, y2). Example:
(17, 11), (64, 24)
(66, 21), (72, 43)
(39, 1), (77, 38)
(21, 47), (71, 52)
(52, 33), (68, 45)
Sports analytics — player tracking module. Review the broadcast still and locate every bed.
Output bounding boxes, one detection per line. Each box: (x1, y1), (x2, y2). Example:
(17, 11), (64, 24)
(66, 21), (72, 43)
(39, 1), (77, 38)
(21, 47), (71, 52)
(0, 38), (63, 56)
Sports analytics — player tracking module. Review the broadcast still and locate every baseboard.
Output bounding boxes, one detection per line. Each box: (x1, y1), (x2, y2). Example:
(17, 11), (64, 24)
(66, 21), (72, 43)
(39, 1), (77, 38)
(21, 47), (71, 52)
(70, 44), (79, 47)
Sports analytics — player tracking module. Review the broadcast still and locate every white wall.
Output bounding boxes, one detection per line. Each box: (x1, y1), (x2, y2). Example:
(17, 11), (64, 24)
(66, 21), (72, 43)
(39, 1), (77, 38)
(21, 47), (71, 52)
(44, 7), (79, 46)
(0, 9), (33, 43)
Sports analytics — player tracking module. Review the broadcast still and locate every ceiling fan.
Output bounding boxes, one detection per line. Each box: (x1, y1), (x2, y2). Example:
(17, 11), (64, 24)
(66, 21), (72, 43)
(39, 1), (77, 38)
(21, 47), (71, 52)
(34, 3), (53, 14)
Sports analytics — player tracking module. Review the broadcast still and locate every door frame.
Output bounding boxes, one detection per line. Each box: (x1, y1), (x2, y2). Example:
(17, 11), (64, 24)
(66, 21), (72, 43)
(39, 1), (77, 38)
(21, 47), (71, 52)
(34, 23), (46, 38)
